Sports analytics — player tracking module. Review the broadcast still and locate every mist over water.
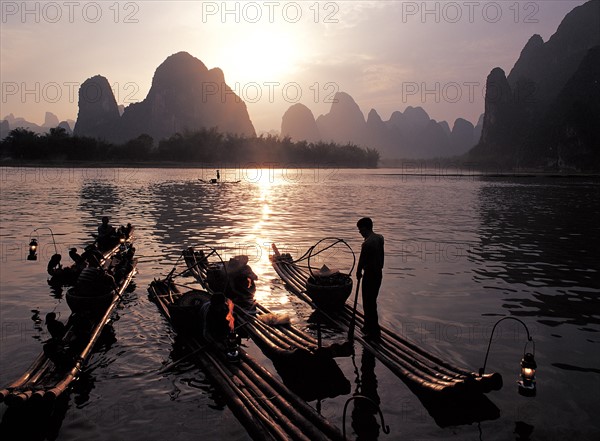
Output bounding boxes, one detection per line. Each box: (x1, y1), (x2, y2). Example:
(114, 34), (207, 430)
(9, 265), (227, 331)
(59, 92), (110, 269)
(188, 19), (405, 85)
(1, 168), (598, 440)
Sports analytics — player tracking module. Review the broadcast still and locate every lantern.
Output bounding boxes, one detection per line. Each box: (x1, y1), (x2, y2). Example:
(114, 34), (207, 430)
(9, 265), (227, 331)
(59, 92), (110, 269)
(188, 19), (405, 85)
(28, 238), (38, 261)
(480, 316), (538, 398)
(118, 234), (127, 253)
(518, 352), (537, 396)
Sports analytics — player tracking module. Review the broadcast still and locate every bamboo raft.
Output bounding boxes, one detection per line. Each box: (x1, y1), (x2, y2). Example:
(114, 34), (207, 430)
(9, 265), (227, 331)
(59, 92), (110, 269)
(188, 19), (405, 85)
(0, 243), (137, 406)
(48, 225), (135, 287)
(270, 244), (503, 398)
(148, 278), (344, 441)
(181, 248), (352, 401)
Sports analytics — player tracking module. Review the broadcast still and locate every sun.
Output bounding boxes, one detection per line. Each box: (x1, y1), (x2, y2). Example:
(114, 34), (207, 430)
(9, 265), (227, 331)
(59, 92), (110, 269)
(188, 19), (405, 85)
(219, 26), (302, 84)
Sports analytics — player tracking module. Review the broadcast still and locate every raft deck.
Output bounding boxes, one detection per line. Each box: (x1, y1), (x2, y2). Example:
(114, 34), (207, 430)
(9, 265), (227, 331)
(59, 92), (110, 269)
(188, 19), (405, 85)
(148, 279), (344, 441)
(270, 244), (502, 398)
(182, 248), (352, 401)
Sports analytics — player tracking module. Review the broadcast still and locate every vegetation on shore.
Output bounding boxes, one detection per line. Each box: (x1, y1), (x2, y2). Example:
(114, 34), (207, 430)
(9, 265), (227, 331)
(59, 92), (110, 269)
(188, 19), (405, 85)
(0, 127), (380, 168)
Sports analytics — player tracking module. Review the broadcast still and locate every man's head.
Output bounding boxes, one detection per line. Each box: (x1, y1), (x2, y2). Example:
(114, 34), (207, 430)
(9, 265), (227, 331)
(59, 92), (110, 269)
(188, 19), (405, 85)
(357, 217), (373, 238)
(102, 216), (109, 224)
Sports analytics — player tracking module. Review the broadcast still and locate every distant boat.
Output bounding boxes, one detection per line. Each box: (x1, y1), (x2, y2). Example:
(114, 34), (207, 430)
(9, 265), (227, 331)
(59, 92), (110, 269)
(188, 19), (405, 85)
(198, 178), (241, 184)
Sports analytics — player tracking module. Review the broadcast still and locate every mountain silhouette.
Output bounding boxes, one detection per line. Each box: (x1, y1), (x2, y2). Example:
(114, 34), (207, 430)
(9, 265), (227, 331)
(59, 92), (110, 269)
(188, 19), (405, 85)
(74, 52), (255, 143)
(73, 75), (121, 139)
(281, 94), (480, 159)
(470, 0), (600, 170)
(281, 103), (320, 142)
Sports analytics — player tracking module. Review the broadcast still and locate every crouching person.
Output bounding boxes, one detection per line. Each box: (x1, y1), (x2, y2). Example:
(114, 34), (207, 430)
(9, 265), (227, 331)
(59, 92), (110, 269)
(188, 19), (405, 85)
(202, 293), (240, 362)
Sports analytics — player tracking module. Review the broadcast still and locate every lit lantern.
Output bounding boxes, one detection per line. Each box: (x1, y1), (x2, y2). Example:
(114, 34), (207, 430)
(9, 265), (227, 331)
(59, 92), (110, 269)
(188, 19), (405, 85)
(479, 317), (538, 398)
(118, 234), (127, 253)
(27, 238), (38, 261)
(518, 352), (537, 396)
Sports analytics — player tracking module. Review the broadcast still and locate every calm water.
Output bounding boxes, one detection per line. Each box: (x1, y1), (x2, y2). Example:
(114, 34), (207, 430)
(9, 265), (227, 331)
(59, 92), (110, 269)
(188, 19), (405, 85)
(0, 167), (599, 440)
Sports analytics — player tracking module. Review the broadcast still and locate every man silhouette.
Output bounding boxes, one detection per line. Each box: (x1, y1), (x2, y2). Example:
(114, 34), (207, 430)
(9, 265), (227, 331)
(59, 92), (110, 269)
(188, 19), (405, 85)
(356, 217), (384, 340)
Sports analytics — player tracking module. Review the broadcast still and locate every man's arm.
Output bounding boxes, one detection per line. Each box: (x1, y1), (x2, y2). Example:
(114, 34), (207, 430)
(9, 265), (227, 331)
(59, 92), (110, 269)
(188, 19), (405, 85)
(356, 248), (364, 280)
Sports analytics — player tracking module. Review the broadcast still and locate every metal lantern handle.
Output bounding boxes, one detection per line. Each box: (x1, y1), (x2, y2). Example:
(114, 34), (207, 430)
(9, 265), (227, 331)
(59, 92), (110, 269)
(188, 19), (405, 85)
(306, 237), (356, 279)
(30, 227), (59, 255)
(479, 316), (534, 376)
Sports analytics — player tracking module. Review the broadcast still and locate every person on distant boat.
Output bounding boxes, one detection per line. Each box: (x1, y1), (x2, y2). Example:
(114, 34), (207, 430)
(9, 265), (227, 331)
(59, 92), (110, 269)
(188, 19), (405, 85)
(216, 170), (220, 181)
(69, 247), (85, 267)
(47, 253), (63, 275)
(356, 217), (384, 340)
(97, 216), (116, 250)
(43, 312), (72, 367)
(113, 245), (135, 284)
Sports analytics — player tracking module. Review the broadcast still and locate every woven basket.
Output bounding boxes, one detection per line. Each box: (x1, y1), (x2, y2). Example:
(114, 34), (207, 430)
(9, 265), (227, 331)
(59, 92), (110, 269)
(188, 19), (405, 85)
(306, 274), (353, 311)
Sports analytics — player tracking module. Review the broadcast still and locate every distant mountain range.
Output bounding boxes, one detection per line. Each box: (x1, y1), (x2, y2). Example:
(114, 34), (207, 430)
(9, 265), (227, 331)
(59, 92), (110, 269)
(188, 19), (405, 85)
(281, 94), (482, 159)
(0, 113), (73, 139)
(73, 52), (255, 143)
(469, 0), (600, 170)
(3, 1), (597, 169)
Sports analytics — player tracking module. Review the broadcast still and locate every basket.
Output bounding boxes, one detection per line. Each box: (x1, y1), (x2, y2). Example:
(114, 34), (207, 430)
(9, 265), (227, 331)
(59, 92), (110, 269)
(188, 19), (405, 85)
(306, 273), (353, 311)
(305, 237), (356, 311)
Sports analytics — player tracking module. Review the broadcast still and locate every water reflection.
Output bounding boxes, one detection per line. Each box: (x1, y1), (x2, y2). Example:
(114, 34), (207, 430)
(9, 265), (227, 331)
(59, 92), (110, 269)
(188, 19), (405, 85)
(79, 181), (122, 221)
(351, 349), (382, 440)
(473, 179), (600, 326)
(3, 169), (599, 441)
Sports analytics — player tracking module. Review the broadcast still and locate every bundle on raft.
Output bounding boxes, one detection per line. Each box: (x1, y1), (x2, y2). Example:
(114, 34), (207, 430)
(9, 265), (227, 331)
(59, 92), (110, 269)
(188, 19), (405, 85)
(304, 238), (356, 311)
(148, 278), (345, 441)
(47, 224), (135, 288)
(270, 243), (503, 399)
(0, 240), (137, 406)
(182, 247), (352, 401)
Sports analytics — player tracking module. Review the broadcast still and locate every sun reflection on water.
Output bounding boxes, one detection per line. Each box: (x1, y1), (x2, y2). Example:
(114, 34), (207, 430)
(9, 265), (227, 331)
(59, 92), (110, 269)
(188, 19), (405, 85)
(244, 169), (289, 309)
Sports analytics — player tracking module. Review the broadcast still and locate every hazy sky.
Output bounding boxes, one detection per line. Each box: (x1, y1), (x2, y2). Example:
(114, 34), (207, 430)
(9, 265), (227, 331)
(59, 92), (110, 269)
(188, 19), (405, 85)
(0, 0), (588, 133)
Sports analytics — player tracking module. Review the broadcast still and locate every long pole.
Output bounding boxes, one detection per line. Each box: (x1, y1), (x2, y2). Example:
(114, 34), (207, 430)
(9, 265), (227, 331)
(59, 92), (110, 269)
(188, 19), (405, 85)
(347, 277), (361, 341)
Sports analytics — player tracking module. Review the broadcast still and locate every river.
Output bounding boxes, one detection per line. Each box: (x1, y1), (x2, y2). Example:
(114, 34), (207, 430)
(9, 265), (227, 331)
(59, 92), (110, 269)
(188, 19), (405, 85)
(0, 167), (598, 440)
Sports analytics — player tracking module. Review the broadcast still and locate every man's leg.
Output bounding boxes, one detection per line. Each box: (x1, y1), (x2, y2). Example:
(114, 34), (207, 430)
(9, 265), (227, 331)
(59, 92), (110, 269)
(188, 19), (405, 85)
(362, 275), (382, 336)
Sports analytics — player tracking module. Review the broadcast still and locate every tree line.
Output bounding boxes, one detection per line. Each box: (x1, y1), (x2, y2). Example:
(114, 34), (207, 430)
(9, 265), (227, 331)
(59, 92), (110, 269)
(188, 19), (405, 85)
(0, 127), (380, 167)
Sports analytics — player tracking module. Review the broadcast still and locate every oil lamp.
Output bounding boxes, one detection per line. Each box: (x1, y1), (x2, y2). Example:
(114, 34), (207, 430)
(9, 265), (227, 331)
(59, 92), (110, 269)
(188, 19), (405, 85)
(480, 316), (538, 397)
(518, 351), (537, 396)
(118, 234), (127, 253)
(27, 227), (58, 262)
(27, 238), (38, 260)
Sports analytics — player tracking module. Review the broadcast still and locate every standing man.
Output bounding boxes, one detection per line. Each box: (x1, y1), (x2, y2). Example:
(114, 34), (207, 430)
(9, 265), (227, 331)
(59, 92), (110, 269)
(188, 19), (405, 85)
(356, 217), (384, 340)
